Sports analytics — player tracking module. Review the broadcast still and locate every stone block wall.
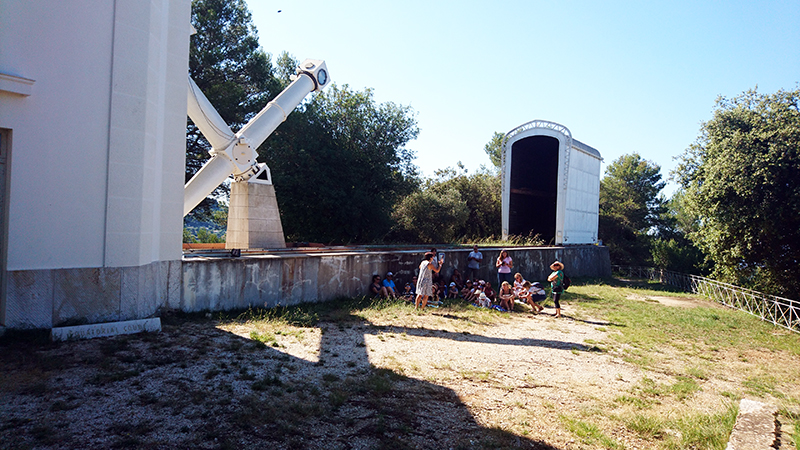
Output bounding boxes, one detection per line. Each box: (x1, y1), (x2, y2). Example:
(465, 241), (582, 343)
(2, 246), (609, 329)
(179, 245), (610, 313)
(5, 260), (181, 329)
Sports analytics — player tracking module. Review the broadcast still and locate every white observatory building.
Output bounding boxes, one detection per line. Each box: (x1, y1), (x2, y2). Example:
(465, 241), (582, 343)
(0, 1), (192, 329)
(0, 1), (330, 332)
(502, 120), (602, 245)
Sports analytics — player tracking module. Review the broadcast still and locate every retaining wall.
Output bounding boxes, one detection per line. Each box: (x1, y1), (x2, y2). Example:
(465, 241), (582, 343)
(178, 245), (610, 313)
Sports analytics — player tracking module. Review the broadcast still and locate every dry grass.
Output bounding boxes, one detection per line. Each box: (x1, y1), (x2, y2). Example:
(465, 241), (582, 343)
(1, 280), (799, 449)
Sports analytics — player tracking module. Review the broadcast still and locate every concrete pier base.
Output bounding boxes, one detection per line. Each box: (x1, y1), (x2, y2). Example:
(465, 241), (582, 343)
(3, 260), (181, 329)
(226, 181), (285, 250)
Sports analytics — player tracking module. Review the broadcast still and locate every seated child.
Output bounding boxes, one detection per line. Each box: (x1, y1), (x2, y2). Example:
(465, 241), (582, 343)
(518, 281), (546, 313)
(475, 291), (492, 308)
(450, 269), (464, 290)
(513, 273), (527, 298)
(467, 280), (484, 303)
(498, 281), (514, 312)
(460, 280), (475, 299)
(482, 281), (496, 302)
(447, 282), (459, 299)
(429, 283), (441, 307)
(401, 283), (414, 302)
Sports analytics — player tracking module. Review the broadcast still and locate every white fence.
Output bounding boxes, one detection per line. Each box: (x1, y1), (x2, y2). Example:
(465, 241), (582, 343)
(612, 266), (800, 334)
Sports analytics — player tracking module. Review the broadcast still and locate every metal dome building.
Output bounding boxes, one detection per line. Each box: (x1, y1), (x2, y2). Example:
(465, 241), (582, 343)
(501, 120), (602, 245)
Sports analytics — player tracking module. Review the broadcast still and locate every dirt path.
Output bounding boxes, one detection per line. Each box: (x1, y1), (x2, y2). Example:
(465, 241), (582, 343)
(1, 298), (796, 449)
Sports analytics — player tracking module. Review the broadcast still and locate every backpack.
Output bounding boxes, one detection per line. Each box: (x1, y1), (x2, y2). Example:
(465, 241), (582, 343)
(562, 275), (571, 291)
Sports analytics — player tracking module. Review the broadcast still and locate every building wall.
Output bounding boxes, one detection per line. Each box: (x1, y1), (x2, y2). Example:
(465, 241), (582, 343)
(562, 145), (602, 244)
(1, 1), (117, 270)
(0, 0), (191, 328)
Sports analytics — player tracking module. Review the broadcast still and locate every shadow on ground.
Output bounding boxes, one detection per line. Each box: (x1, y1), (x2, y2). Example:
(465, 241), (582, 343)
(0, 306), (566, 449)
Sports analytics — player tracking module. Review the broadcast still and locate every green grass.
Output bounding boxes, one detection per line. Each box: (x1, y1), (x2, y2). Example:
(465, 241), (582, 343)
(794, 417), (800, 448)
(626, 413), (666, 439)
(623, 401), (738, 450)
(626, 376), (701, 403)
(249, 330), (278, 347)
(571, 281), (800, 358)
(462, 233), (545, 247)
(133, 278), (800, 448)
(560, 415), (624, 449)
(742, 374), (783, 398)
(667, 403), (739, 450)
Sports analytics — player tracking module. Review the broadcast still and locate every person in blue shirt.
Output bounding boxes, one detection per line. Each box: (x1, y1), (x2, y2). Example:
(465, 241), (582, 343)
(382, 272), (398, 299)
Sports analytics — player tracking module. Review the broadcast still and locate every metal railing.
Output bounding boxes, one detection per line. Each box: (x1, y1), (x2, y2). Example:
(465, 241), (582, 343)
(612, 266), (800, 334)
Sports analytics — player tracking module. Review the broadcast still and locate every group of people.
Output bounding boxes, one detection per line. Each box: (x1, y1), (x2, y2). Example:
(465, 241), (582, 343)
(370, 246), (567, 318)
(493, 249), (567, 317)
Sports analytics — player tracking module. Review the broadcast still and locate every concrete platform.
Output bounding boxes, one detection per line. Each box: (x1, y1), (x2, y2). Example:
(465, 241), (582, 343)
(3, 245), (610, 329)
(179, 245), (610, 313)
(726, 399), (778, 450)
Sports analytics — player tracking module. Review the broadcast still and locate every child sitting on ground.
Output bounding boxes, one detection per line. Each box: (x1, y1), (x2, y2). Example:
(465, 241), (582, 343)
(498, 281), (514, 312)
(518, 281), (546, 313)
(437, 280), (447, 301)
(429, 283), (441, 307)
(447, 282), (459, 299)
(482, 281), (496, 303)
(466, 280), (484, 303)
(401, 283), (414, 302)
(460, 280), (475, 300)
(474, 291), (492, 308)
(513, 272), (527, 298)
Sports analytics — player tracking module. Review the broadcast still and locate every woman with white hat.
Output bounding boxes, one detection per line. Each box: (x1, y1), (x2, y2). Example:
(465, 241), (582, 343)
(547, 261), (565, 318)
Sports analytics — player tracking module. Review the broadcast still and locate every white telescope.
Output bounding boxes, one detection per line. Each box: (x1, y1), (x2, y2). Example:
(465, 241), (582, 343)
(184, 59), (329, 216)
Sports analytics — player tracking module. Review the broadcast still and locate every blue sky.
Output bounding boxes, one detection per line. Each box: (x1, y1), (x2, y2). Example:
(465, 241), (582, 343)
(249, 0), (800, 196)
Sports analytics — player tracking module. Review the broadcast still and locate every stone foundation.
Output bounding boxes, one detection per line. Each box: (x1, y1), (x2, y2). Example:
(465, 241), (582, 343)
(180, 245), (611, 313)
(3, 260), (181, 329)
(2, 245), (610, 329)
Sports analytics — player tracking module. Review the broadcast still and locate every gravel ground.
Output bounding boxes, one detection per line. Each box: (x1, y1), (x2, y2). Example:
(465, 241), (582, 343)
(0, 295), (797, 449)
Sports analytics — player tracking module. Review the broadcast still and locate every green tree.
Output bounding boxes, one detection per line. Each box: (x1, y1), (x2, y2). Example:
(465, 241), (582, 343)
(196, 228), (225, 243)
(649, 191), (707, 273)
(599, 153), (666, 265)
(484, 132), (504, 170)
(675, 87), (800, 298)
(391, 166), (501, 243)
(183, 228), (197, 244)
(392, 185), (469, 243)
(182, 226), (225, 244)
(435, 167), (501, 239)
(187, 0), (281, 220)
(262, 83), (420, 243)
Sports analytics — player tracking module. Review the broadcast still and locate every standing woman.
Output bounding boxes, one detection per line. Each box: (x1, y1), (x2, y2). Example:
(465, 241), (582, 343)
(415, 252), (442, 310)
(547, 261), (565, 318)
(496, 249), (514, 287)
